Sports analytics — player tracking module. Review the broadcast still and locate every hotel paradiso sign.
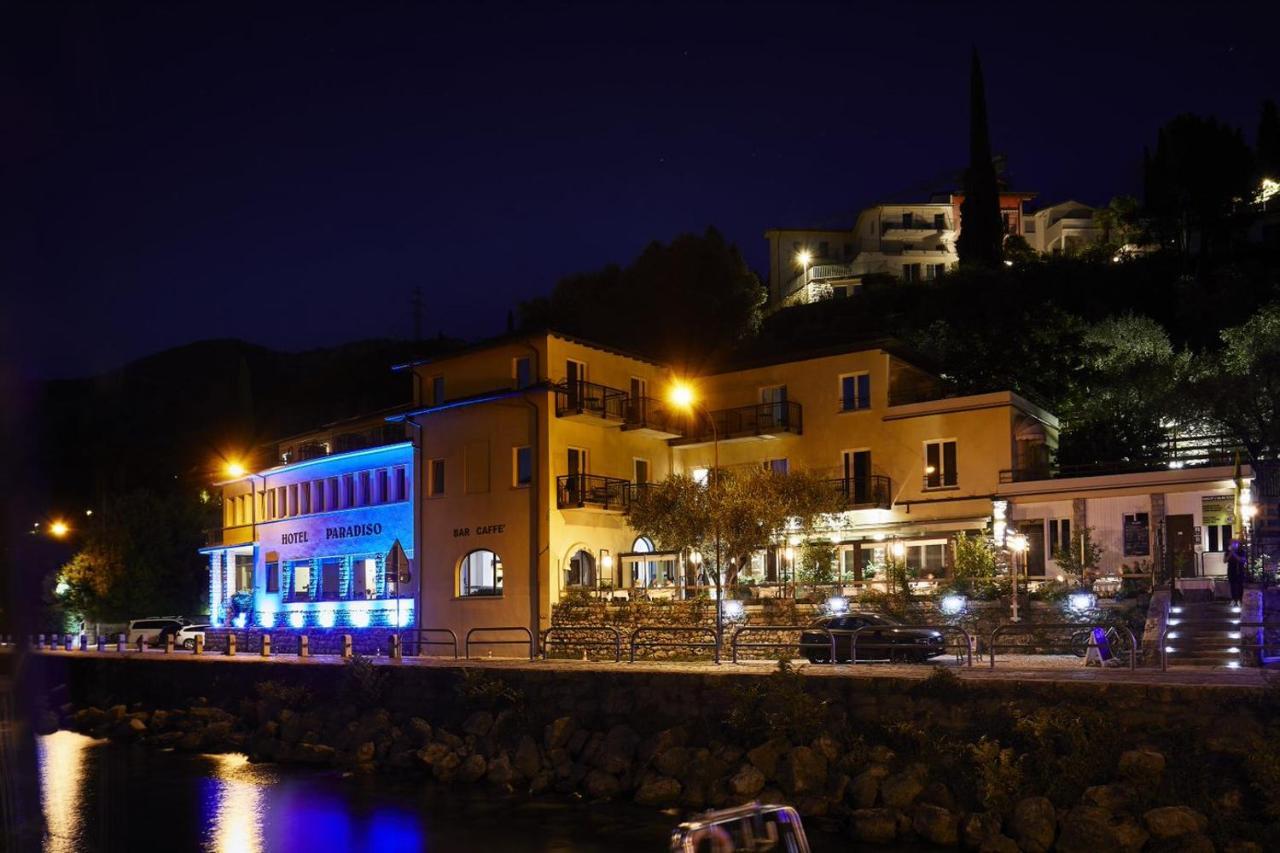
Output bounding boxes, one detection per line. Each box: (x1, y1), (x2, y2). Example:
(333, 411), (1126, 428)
(264, 508), (406, 557)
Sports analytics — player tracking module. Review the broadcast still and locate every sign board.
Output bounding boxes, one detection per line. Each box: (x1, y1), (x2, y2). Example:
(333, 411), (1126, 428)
(387, 539), (412, 586)
(1084, 627), (1119, 667)
(1122, 513), (1150, 556)
(1202, 495), (1235, 527)
(1194, 526), (1202, 546)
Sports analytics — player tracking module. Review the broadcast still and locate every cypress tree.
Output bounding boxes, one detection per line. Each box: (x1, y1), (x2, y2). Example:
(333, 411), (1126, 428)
(957, 49), (1003, 268)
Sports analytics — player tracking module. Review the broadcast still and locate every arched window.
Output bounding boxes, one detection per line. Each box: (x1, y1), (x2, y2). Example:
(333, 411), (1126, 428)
(566, 549), (596, 587)
(632, 537), (654, 554)
(460, 550), (503, 596)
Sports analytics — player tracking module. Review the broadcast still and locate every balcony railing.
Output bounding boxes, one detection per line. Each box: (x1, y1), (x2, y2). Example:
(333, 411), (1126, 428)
(275, 423), (408, 466)
(676, 401), (803, 444)
(999, 433), (1246, 483)
(554, 380), (628, 421)
(827, 474), (892, 509)
(622, 396), (685, 437)
(557, 474), (632, 511)
(204, 524), (255, 547)
(883, 218), (950, 234)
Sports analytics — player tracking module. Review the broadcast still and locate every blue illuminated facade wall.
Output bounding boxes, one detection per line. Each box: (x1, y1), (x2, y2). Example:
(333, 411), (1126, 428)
(202, 441), (415, 630)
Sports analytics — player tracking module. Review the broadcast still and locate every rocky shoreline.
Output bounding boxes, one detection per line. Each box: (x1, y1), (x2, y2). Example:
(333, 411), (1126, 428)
(42, 658), (1276, 852)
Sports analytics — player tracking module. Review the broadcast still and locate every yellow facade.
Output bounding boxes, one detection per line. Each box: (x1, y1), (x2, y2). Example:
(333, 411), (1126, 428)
(402, 331), (1058, 640)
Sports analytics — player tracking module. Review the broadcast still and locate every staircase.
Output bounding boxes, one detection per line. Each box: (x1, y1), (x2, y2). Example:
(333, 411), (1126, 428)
(1163, 601), (1245, 668)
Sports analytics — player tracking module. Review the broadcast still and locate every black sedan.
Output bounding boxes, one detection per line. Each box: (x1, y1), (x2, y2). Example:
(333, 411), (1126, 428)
(799, 612), (946, 663)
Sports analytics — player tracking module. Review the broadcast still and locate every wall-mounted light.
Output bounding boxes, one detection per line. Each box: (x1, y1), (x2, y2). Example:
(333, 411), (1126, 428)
(940, 594), (967, 615)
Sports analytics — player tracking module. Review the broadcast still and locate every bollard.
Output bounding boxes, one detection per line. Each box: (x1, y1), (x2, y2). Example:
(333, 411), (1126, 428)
(226, 634), (237, 656)
(389, 634), (402, 662)
(80, 634), (88, 652)
(299, 635), (309, 658)
(341, 634), (353, 660)
(136, 635), (145, 653)
(164, 633), (175, 654)
(64, 635), (74, 651)
(97, 635), (106, 652)
(36, 634), (45, 650)
(194, 634), (204, 655)
(117, 633), (126, 653)
(261, 634), (271, 657)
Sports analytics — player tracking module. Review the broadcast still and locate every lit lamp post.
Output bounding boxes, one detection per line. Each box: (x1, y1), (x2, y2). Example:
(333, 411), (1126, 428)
(668, 381), (724, 647)
(891, 540), (906, 593)
(796, 250), (812, 298)
(1008, 532), (1027, 623)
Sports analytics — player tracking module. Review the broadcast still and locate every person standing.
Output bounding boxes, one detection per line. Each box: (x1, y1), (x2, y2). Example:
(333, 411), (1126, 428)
(1226, 539), (1246, 606)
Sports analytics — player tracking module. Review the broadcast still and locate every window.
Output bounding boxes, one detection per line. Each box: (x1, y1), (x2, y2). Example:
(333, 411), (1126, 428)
(287, 484), (298, 516)
(924, 440), (957, 488)
(934, 213), (947, 230)
(1206, 523), (1233, 552)
(293, 562), (311, 596)
(299, 483), (311, 515)
(393, 466), (407, 501)
(903, 263), (921, 282)
(832, 285), (849, 299)
(276, 486), (286, 518)
(431, 375), (445, 405)
(566, 549), (596, 587)
(326, 478), (339, 509)
(818, 240), (829, 257)
(376, 469), (389, 504)
(514, 446), (532, 487)
(763, 458), (789, 475)
(319, 558), (341, 600)
(460, 549), (503, 596)
(843, 242), (854, 258)
(428, 459), (445, 496)
(1048, 518), (1071, 557)
(353, 558), (377, 599)
(312, 481), (324, 513)
(514, 357), (533, 389)
(840, 372), (871, 411)
(1024, 220), (1037, 234)
(929, 263), (945, 279)
(902, 212), (913, 228)
(633, 458), (650, 484)
(266, 560), (279, 593)
(235, 554), (254, 592)
(359, 471), (371, 506)
(1122, 512), (1151, 556)
(266, 489), (277, 520)
(342, 473), (356, 508)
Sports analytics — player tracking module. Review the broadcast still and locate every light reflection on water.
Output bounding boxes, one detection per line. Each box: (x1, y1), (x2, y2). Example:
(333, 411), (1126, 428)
(34, 732), (679, 852)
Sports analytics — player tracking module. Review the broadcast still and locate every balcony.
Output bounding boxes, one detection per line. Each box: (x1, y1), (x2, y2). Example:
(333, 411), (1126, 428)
(883, 217), (950, 235)
(621, 396), (685, 439)
(827, 474), (892, 509)
(205, 524), (255, 547)
(275, 423), (408, 466)
(554, 380), (627, 424)
(671, 401), (803, 446)
(557, 474), (632, 511)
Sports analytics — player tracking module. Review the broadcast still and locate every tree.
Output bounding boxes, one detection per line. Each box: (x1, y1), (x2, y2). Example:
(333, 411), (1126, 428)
(56, 489), (211, 624)
(956, 49), (1003, 269)
(1197, 302), (1280, 466)
(1092, 196), (1146, 255)
(624, 473), (712, 589)
(1143, 114), (1255, 256)
(1258, 99), (1280, 179)
(518, 227), (765, 366)
(1055, 315), (1190, 469)
(1051, 526), (1103, 584)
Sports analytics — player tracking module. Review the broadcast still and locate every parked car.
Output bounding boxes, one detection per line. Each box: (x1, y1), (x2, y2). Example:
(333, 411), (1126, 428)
(126, 617), (186, 647)
(799, 612), (946, 663)
(176, 624), (210, 650)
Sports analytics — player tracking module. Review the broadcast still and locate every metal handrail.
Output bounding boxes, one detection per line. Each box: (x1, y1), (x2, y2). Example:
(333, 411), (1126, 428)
(728, 625), (834, 664)
(1160, 619), (1280, 671)
(541, 626), (623, 662)
(989, 622), (1136, 670)
(851, 624), (973, 667)
(464, 626), (535, 660)
(404, 628), (459, 659)
(629, 625), (720, 664)
(556, 473), (631, 511)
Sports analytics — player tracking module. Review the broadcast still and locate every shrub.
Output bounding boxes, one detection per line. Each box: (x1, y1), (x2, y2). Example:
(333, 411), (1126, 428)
(455, 668), (525, 713)
(341, 654), (388, 706)
(724, 659), (828, 745)
(970, 738), (1025, 816)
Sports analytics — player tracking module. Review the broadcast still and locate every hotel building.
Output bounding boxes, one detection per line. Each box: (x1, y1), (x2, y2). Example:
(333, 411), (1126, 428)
(202, 412), (416, 631)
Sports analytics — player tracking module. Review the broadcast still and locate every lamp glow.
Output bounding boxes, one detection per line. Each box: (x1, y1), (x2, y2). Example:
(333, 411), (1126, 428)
(797, 250), (812, 267)
(289, 610), (305, 629)
(1067, 592), (1095, 612)
(722, 600), (745, 621)
(891, 541), (906, 559)
(827, 596), (849, 614)
(940, 594), (967, 616)
(351, 603), (371, 628)
(232, 613), (247, 629)
(1008, 534), (1028, 554)
(49, 521), (70, 538)
(668, 382), (696, 410)
(225, 461), (246, 478)
(259, 609), (276, 628)
(318, 605), (336, 629)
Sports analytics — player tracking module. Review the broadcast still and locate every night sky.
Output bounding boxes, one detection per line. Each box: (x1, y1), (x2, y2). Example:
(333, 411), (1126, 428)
(4, 2), (1275, 379)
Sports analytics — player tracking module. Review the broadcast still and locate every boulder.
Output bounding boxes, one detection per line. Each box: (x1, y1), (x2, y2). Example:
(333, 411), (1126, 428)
(1222, 841), (1264, 853)
(128, 718), (148, 735)
(640, 726), (689, 764)
(1118, 749), (1166, 783)
(1147, 835), (1216, 853)
(912, 803), (959, 846)
(107, 704), (127, 723)
(654, 747), (690, 778)
(977, 835), (1020, 853)
(486, 752), (517, 786)
(810, 734), (841, 763)
(1143, 806), (1208, 841)
(458, 753), (487, 783)
(408, 716), (433, 745)
(74, 707), (107, 731)
(354, 741), (375, 765)
(567, 729), (590, 757)
(747, 738), (791, 778)
(634, 776), (682, 807)
(849, 765), (888, 809)
(867, 745), (896, 764)
(597, 725), (639, 775)
(1055, 805), (1117, 853)
(879, 771), (925, 809)
(729, 765), (766, 798)
(584, 769), (621, 800)
(850, 808), (897, 845)
(435, 728), (464, 750)
(417, 742), (451, 767)
(963, 811), (1002, 849)
(1011, 796), (1056, 853)
(777, 746), (828, 797)
(1081, 783), (1134, 812)
(514, 736), (542, 778)
(544, 716), (575, 751)
(432, 752), (462, 782)
(462, 711), (493, 737)
(919, 781), (955, 812)
(1112, 813), (1150, 852)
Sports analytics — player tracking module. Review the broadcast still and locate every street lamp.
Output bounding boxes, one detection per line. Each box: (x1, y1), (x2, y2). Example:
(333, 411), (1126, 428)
(668, 381), (723, 648)
(1008, 533), (1027, 623)
(796, 251), (812, 294)
(49, 520), (70, 539)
